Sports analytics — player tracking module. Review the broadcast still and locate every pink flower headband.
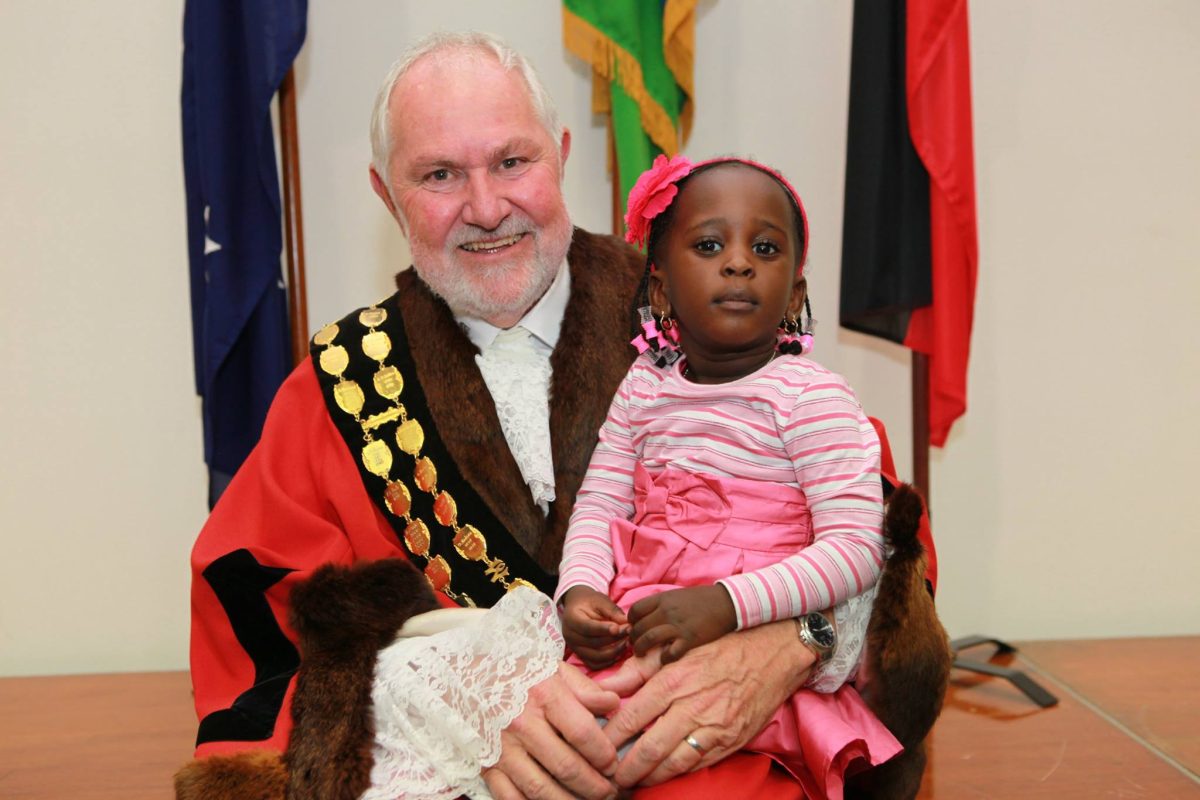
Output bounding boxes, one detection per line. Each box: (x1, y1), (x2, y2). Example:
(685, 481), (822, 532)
(623, 154), (810, 268)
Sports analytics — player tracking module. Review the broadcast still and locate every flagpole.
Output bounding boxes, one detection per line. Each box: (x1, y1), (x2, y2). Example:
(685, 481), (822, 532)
(913, 352), (931, 506)
(278, 67), (309, 367)
(608, 117), (621, 236)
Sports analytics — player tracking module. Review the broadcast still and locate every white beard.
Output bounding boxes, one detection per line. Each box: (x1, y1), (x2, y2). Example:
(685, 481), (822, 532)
(410, 210), (573, 324)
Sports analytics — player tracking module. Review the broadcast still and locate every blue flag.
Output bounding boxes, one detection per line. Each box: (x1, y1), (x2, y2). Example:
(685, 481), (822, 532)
(182, 0), (307, 507)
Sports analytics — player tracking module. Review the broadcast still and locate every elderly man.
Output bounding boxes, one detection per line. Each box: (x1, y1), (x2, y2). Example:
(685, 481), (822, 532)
(176, 31), (948, 800)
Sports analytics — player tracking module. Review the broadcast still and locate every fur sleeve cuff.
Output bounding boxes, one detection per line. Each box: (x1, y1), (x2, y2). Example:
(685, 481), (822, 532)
(174, 750), (286, 800)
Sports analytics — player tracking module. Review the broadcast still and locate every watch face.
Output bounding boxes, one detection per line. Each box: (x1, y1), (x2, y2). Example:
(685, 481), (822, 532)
(807, 614), (836, 649)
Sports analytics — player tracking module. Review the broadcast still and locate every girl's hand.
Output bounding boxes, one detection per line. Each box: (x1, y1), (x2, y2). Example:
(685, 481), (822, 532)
(561, 586), (631, 670)
(627, 585), (737, 664)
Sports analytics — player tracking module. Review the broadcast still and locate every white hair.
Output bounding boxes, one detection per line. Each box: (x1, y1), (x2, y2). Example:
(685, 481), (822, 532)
(369, 31), (564, 182)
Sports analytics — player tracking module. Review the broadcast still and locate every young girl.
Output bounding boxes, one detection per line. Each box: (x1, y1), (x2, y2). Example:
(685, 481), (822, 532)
(555, 155), (902, 798)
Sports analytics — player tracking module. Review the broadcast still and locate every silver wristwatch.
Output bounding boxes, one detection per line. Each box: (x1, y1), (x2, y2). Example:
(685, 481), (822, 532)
(795, 612), (836, 664)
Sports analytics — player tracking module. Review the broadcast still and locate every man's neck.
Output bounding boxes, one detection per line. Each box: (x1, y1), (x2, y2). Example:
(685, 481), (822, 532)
(458, 259), (571, 352)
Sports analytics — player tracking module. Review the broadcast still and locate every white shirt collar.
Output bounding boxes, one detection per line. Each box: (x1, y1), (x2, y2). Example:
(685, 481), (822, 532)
(458, 259), (571, 352)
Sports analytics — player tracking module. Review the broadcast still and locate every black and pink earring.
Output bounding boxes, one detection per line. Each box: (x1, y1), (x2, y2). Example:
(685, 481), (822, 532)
(631, 306), (681, 366)
(777, 298), (815, 355)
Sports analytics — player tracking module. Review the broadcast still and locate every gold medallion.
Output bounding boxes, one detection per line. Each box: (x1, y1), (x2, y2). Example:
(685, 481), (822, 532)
(333, 380), (365, 416)
(313, 323), (339, 346)
(404, 518), (431, 555)
(359, 307), (387, 328)
(319, 345), (350, 377)
(414, 457), (438, 493)
(373, 366), (404, 400)
(433, 491), (458, 527)
(507, 579), (537, 592)
(361, 439), (393, 477)
(425, 556), (451, 592)
(453, 525), (487, 561)
(361, 330), (392, 362)
(383, 480), (411, 517)
(395, 418), (425, 455)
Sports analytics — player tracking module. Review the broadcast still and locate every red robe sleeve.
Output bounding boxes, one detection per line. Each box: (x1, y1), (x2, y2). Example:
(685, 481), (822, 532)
(189, 360), (435, 757)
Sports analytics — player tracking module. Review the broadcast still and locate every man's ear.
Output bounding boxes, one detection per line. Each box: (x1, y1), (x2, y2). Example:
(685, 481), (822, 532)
(559, 127), (572, 170)
(647, 270), (671, 318)
(369, 166), (405, 233)
(787, 275), (807, 319)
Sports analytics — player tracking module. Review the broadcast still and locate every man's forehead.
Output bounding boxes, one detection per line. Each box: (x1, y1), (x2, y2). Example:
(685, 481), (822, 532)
(394, 48), (513, 101)
(388, 54), (551, 171)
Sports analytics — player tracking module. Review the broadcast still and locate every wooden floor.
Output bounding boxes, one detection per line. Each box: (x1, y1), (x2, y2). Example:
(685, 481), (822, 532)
(918, 637), (1200, 798)
(0, 637), (1196, 798)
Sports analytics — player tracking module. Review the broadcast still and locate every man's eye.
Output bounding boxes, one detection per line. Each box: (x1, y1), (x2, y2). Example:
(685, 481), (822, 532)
(427, 169), (451, 182)
(500, 157), (524, 170)
(696, 239), (722, 253)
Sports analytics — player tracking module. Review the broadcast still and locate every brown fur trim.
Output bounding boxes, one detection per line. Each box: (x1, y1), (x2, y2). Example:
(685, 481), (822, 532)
(173, 750), (286, 800)
(847, 484), (952, 798)
(542, 230), (645, 568)
(395, 229), (644, 571)
(285, 559), (440, 800)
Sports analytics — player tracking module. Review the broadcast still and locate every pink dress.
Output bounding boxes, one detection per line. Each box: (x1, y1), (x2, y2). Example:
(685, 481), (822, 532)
(575, 462), (901, 800)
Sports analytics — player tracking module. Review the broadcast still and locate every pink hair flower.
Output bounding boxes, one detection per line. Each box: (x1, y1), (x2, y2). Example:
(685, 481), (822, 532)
(624, 153), (693, 248)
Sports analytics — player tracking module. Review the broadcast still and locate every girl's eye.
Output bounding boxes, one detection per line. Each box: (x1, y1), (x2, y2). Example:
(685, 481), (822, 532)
(695, 239), (722, 253)
(753, 241), (781, 256)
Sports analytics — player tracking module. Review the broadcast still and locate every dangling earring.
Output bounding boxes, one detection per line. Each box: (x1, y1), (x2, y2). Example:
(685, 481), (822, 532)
(658, 311), (680, 344)
(631, 306), (681, 367)
(777, 314), (802, 355)
(777, 298), (816, 356)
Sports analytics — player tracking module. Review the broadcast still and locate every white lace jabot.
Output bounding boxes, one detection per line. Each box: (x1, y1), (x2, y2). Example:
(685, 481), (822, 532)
(459, 263), (569, 515)
(475, 326), (556, 513)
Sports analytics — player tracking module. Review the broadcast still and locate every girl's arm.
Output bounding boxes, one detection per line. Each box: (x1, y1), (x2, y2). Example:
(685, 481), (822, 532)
(554, 370), (641, 601)
(718, 374), (886, 629)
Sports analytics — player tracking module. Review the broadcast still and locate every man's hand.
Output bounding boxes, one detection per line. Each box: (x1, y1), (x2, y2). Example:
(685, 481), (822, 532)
(482, 662), (621, 800)
(597, 620), (815, 789)
(561, 586), (630, 670)
(628, 585), (737, 664)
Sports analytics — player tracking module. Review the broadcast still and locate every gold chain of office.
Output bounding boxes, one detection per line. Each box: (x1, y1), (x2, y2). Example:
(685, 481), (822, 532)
(313, 305), (536, 606)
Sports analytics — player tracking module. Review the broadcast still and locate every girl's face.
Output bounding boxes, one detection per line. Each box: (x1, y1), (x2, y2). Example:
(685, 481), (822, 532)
(649, 164), (805, 374)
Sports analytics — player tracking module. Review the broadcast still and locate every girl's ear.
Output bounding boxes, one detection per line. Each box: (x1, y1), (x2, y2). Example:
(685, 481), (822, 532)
(648, 270), (672, 318)
(786, 275), (807, 319)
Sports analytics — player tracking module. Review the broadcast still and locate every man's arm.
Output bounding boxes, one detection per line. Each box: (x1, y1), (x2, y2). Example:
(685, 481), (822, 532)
(185, 363), (419, 760)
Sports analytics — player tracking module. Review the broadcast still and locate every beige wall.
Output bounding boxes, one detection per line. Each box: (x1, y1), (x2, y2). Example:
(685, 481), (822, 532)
(2, 1), (1196, 676)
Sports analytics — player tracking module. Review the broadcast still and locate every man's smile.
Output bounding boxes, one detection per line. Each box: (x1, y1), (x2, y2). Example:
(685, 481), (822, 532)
(459, 232), (527, 253)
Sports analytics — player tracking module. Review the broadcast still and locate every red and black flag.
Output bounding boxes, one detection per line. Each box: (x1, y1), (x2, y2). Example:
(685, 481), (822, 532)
(840, 0), (978, 447)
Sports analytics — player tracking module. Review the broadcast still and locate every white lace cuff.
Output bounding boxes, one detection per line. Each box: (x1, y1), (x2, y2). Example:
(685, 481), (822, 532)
(806, 583), (876, 693)
(362, 587), (564, 800)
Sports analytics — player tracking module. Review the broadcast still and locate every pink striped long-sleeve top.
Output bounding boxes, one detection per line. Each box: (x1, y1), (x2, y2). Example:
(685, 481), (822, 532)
(556, 354), (885, 629)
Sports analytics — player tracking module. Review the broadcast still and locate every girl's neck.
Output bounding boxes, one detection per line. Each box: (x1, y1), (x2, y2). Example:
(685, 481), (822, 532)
(681, 345), (778, 384)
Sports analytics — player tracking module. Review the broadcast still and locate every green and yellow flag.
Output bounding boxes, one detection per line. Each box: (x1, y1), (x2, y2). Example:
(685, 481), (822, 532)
(563, 0), (696, 221)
